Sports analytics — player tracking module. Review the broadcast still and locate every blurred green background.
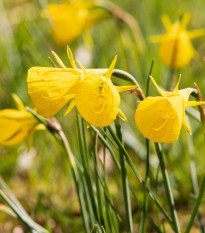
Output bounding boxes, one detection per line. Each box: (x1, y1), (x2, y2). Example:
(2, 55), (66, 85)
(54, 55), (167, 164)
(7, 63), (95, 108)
(0, 0), (205, 232)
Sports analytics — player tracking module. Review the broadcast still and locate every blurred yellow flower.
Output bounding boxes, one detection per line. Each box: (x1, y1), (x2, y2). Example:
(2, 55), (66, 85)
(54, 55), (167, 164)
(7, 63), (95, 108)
(150, 13), (204, 68)
(0, 94), (44, 146)
(135, 75), (204, 143)
(27, 47), (137, 127)
(42, 1), (108, 45)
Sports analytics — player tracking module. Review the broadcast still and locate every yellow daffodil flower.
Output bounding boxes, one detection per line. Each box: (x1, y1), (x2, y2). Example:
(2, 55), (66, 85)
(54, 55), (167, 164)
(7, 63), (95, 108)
(42, 1), (108, 45)
(150, 13), (204, 68)
(135, 75), (204, 143)
(0, 94), (44, 146)
(27, 47), (138, 127)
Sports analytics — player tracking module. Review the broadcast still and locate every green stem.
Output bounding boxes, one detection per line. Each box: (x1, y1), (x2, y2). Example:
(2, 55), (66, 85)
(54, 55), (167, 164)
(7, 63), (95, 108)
(76, 114), (99, 224)
(140, 58), (155, 233)
(184, 175), (205, 233)
(155, 143), (181, 233)
(146, 59), (155, 97)
(186, 134), (204, 233)
(107, 125), (173, 226)
(129, 185), (162, 233)
(115, 119), (133, 233)
(112, 69), (139, 86)
(0, 180), (48, 233)
(91, 126), (120, 169)
(26, 109), (90, 233)
(101, 127), (120, 233)
(93, 131), (104, 225)
(58, 130), (90, 233)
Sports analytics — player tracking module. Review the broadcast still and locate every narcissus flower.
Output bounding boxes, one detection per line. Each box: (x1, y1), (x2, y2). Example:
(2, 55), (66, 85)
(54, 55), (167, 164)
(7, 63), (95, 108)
(0, 94), (44, 146)
(150, 13), (204, 68)
(27, 47), (137, 127)
(42, 1), (108, 45)
(135, 75), (204, 143)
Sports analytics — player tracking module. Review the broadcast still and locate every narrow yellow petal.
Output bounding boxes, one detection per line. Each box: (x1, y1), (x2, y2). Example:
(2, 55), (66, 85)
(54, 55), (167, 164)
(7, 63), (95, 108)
(149, 76), (171, 97)
(182, 116), (192, 135)
(180, 13), (190, 30)
(149, 35), (168, 43)
(188, 29), (205, 39)
(185, 101), (205, 108)
(11, 93), (25, 111)
(76, 59), (90, 78)
(67, 46), (77, 69)
(87, 123), (91, 128)
(51, 51), (66, 68)
(116, 85), (138, 92)
(63, 99), (76, 117)
(105, 56), (117, 79)
(173, 74), (181, 93)
(161, 14), (172, 31)
(118, 109), (128, 122)
(35, 124), (46, 130)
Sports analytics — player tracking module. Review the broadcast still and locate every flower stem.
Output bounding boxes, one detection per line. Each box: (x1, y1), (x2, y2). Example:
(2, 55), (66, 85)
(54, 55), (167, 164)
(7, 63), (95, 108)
(155, 143), (181, 233)
(184, 175), (205, 233)
(114, 118), (133, 233)
(93, 131), (104, 225)
(26, 109), (90, 233)
(57, 129), (90, 233)
(76, 114), (99, 224)
(140, 58), (155, 233)
(186, 133), (205, 233)
(107, 125), (173, 226)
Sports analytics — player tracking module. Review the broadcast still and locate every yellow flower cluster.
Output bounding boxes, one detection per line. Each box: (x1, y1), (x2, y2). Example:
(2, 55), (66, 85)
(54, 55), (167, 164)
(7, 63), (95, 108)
(0, 94), (44, 146)
(27, 47), (138, 127)
(135, 76), (204, 143)
(42, 1), (108, 45)
(150, 13), (204, 68)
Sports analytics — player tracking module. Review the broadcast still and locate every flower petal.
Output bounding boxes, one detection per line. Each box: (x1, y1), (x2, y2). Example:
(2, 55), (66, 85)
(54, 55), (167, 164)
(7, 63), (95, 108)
(185, 100), (205, 108)
(27, 67), (81, 118)
(161, 14), (172, 31)
(63, 99), (76, 117)
(12, 93), (25, 111)
(173, 74), (181, 93)
(0, 109), (38, 145)
(178, 88), (193, 100)
(115, 85), (138, 92)
(75, 76), (120, 127)
(118, 108), (128, 122)
(182, 115), (192, 135)
(135, 96), (183, 143)
(67, 46), (77, 69)
(149, 76), (171, 97)
(105, 56), (117, 79)
(188, 29), (205, 39)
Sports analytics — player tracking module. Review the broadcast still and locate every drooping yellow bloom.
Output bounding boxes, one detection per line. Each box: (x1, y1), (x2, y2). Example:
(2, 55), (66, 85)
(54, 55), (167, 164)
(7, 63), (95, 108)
(135, 75), (204, 143)
(0, 94), (44, 146)
(42, 1), (108, 45)
(150, 13), (204, 68)
(27, 47), (138, 127)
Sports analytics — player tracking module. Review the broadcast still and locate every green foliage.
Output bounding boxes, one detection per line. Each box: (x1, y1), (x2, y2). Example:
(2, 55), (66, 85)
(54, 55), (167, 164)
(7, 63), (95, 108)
(0, 0), (205, 232)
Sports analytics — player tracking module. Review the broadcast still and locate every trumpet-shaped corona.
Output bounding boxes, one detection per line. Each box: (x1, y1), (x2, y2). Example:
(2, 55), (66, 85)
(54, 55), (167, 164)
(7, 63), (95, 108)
(150, 13), (204, 68)
(27, 47), (138, 127)
(0, 94), (44, 146)
(135, 75), (204, 143)
(42, 1), (108, 45)
(75, 74), (120, 127)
